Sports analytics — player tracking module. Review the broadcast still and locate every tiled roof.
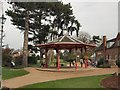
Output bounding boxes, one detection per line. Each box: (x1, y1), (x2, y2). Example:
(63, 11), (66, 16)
(96, 32), (120, 51)
(48, 35), (84, 44)
(36, 35), (96, 49)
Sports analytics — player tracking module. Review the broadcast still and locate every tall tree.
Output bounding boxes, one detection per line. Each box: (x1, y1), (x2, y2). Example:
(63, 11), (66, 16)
(91, 35), (102, 47)
(23, 11), (29, 67)
(68, 16), (81, 37)
(92, 35), (102, 44)
(6, 2), (35, 67)
(6, 2), (81, 66)
(50, 3), (81, 38)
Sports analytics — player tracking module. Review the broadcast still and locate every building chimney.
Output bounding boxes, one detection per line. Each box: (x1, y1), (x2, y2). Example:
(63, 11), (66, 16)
(103, 36), (107, 48)
(103, 36), (107, 60)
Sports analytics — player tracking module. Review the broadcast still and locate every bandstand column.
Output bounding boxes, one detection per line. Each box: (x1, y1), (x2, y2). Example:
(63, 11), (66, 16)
(70, 62), (71, 68)
(45, 48), (48, 68)
(80, 48), (83, 68)
(85, 47), (88, 68)
(56, 49), (60, 71)
(69, 48), (72, 68)
(75, 60), (78, 70)
(75, 47), (78, 71)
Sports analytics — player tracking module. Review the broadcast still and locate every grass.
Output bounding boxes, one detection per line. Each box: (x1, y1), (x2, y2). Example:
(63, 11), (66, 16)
(20, 74), (111, 89)
(2, 67), (29, 80)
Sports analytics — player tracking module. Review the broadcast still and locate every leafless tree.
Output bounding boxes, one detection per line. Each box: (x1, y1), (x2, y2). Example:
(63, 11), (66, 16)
(78, 31), (91, 43)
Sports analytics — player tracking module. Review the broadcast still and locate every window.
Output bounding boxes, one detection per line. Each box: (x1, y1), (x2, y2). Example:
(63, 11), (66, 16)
(107, 42), (110, 48)
(118, 40), (120, 46)
(107, 55), (111, 60)
(108, 55), (109, 60)
(106, 56), (108, 60)
(107, 42), (114, 48)
(109, 56), (111, 60)
(115, 55), (117, 60)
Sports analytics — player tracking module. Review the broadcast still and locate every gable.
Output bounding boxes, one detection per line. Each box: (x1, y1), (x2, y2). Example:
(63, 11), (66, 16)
(61, 36), (74, 42)
(96, 33), (120, 52)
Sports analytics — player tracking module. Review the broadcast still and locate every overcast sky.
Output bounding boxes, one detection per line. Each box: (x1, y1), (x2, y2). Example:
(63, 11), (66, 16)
(0, 0), (118, 49)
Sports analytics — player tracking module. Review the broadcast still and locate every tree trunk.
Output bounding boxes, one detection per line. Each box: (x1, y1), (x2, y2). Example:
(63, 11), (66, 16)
(23, 11), (29, 67)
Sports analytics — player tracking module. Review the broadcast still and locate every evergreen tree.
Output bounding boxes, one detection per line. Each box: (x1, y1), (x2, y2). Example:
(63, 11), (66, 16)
(6, 2), (36, 67)
(92, 35), (102, 46)
(6, 2), (81, 66)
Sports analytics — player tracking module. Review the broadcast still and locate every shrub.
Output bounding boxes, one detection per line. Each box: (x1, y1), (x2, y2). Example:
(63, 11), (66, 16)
(97, 57), (104, 66)
(28, 54), (38, 64)
(2, 53), (12, 67)
(116, 59), (120, 67)
(97, 64), (111, 68)
(14, 55), (23, 66)
(97, 57), (111, 68)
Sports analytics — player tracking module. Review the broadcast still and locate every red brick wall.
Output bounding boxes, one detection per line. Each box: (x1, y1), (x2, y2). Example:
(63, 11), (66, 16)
(96, 47), (119, 60)
(96, 47), (119, 65)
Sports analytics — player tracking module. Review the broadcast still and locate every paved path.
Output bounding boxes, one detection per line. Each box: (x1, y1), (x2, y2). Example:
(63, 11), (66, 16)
(3, 67), (118, 88)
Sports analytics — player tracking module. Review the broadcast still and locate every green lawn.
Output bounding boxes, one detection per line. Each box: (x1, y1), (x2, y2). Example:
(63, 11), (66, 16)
(2, 67), (29, 80)
(20, 74), (111, 89)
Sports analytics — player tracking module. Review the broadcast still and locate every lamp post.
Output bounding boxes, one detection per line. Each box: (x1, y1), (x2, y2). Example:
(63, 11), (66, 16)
(0, 14), (6, 45)
(0, 13), (6, 88)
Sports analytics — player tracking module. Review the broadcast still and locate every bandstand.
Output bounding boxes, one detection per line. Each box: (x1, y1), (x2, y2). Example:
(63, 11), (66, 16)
(36, 34), (96, 71)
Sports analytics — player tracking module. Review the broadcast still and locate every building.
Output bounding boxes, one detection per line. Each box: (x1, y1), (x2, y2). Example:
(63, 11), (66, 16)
(12, 50), (22, 58)
(95, 32), (120, 66)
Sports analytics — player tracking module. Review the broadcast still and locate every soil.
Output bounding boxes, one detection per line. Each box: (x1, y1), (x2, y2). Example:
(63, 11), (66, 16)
(101, 75), (120, 90)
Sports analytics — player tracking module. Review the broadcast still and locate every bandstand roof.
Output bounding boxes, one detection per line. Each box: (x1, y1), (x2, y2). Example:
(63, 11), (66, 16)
(36, 35), (96, 49)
